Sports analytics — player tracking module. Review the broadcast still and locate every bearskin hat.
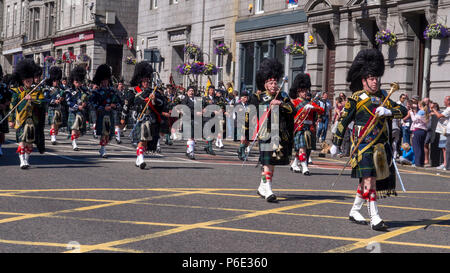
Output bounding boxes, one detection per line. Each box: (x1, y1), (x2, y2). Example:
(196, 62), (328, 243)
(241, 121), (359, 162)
(12, 59), (36, 83)
(130, 62), (153, 87)
(69, 65), (87, 85)
(255, 58), (284, 92)
(45, 66), (63, 86)
(92, 64), (112, 85)
(346, 48), (385, 93)
(289, 73), (311, 99)
(0, 64), (3, 81)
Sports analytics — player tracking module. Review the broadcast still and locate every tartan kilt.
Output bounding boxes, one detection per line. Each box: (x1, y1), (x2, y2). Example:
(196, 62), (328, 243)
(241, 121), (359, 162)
(112, 110), (121, 126)
(351, 142), (397, 197)
(294, 129), (317, 151)
(95, 111), (114, 138)
(68, 112), (87, 134)
(258, 138), (292, 166)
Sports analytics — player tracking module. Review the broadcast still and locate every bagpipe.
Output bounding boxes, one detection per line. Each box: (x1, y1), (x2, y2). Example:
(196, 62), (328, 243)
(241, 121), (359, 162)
(128, 72), (162, 139)
(0, 78), (47, 125)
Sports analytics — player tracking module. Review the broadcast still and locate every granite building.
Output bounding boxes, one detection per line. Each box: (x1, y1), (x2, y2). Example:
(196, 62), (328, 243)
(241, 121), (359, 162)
(1, 0), (139, 81)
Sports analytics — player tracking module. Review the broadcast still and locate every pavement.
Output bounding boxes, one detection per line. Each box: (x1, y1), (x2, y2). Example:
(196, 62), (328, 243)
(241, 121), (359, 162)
(0, 127), (449, 254)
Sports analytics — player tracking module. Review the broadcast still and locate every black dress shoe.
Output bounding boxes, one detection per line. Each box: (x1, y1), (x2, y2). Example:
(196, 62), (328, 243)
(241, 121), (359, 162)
(266, 194), (277, 203)
(371, 221), (388, 231)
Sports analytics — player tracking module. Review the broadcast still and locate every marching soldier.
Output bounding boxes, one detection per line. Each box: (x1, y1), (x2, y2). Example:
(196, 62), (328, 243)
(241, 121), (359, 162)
(113, 79), (125, 144)
(10, 59), (46, 169)
(129, 62), (157, 168)
(89, 64), (121, 158)
(44, 66), (65, 145)
(214, 89), (227, 150)
(289, 73), (324, 175)
(202, 85), (218, 155)
(330, 49), (408, 231)
(236, 90), (251, 161)
(32, 65), (46, 154)
(66, 65), (89, 151)
(250, 58), (294, 202)
(181, 86), (199, 160)
(0, 65), (12, 157)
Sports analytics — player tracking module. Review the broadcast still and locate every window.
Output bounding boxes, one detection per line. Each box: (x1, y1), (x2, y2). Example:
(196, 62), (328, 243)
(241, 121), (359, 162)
(45, 2), (55, 36)
(80, 44), (87, 55)
(83, 0), (91, 23)
(13, 3), (18, 36)
(30, 8), (41, 40)
(70, 0), (76, 26)
(58, 0), (64, 30)
(20, 1), (26, 35)
(255, 0), (264, 14)
(214, 40), (224, 86)
(6, 6), (10, 38)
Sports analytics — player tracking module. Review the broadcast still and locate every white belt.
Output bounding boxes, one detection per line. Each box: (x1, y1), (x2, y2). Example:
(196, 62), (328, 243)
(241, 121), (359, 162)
(303, 120), (312, 125)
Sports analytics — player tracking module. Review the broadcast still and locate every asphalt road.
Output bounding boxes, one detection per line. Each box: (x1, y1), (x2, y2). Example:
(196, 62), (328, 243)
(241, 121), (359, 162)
(0, 127), (449, 254)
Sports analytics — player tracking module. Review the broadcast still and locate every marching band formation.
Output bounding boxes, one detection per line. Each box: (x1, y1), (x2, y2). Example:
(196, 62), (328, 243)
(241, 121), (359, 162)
(0, 48), (408, 231)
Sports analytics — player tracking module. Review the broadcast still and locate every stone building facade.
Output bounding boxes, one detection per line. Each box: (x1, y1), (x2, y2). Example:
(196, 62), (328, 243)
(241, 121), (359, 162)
(235, 0), (450, 103)
(1, 0), (139, 82)
(136, 0), (239, 89)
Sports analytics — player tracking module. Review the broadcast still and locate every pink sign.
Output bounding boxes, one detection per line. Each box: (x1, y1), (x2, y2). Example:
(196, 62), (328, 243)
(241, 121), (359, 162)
(53, 31), (95, 47)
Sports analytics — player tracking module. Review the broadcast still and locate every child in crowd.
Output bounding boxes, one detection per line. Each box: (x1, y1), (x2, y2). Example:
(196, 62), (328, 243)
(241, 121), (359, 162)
(398, 143), (415, 166)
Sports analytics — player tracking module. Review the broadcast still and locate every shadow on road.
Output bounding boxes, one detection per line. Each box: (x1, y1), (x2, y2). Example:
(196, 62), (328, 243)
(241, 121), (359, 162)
(386, 219), (450, 229)
(277, 194), (348, 202)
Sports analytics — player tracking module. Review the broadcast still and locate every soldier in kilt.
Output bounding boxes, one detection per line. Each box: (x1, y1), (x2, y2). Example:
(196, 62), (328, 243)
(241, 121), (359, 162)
(249, 58), (294, 202)
(235, 90), (252, 160)
(330, 49), (408, 231)
(214, 89), (227, 150)
(32, 65), (46, 154)
(289, 73), (324, 175)
(89, 64), (121, 158)
(0, 65), (12, 157)
(202, 86), (220, 155)
(44, 66), (65, 145)
(112, 79), (125, 144)
(10, 59), (46, 169)
(129, 62), (155, 168)
(180, 86), (200, 160)
(66, 65), (89, 151)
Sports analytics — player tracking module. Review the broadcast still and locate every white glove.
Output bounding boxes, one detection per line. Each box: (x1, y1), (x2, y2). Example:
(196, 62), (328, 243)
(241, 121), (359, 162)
(375, 107), (392, 117)
(330, 145), (339, 156)
(304, 104), (315, 110)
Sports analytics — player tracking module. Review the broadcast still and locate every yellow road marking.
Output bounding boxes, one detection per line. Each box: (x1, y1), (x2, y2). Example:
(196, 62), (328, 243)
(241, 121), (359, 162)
(0, 238), (143, 253)
(0, 190), (211, 225)
(72, 199), (333, 253)
(325, 213), (450, 253)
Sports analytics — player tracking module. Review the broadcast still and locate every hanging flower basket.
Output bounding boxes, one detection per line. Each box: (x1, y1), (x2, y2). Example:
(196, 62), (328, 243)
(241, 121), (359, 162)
(423, 23), (449, 40)
(214, 43), (230, 55)
(375, 30), (398, 47)
(44, 56), (55, 64)
(190, 61), (205, 75)
(283, 42), (305, 55)
(308, 35), (314, 45)
(176, 63), (192, 75)
(184, 43), (202, 58)
(62, 51), (76, 63)
(203, 63), (218, 75)
(125, 56), (137, 65)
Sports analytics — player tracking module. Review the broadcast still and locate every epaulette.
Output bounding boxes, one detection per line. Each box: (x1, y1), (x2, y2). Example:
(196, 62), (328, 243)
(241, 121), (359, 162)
(350, 90), (368, 102)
